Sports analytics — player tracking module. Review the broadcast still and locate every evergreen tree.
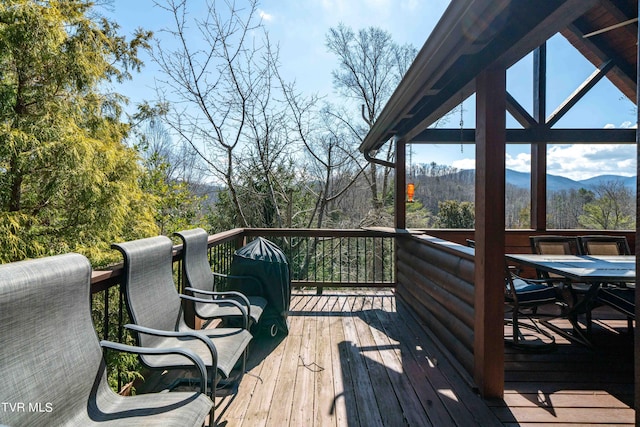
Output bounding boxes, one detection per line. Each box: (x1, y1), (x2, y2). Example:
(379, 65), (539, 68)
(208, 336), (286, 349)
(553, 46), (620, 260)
(0, 0), (155, 265)
(434, 200), (475, 228)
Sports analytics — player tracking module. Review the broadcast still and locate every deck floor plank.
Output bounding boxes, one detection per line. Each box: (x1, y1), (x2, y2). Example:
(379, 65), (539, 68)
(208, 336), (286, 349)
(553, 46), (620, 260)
(362, 301), (433, 426)
(315, 297), (337, 427)
(350, 297), (406, 426)
(372, 301), (456, 426)
(396, 296), (505, 426)
(234, 327), (287, 427)
(289, 314), (319, 427)
(341, 295), (385, 426)
(328, 297), (359, 427)
(263, 313), (304, 426)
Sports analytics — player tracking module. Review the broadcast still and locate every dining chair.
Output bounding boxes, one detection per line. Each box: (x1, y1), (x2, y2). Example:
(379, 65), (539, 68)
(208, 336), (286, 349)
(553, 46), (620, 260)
(504, 269), (558, 350)
(0, 253), (212, 426)
(579, 235), (634, 332)
(579, 235), (631, 256)
(529, 235), (593, 331)
(467, 239), (557, 350)
(530, 235), (583, 257)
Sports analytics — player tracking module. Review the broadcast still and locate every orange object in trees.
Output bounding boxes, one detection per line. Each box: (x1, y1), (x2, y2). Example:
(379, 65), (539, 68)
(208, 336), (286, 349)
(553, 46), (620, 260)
(407, 183), (415, 203)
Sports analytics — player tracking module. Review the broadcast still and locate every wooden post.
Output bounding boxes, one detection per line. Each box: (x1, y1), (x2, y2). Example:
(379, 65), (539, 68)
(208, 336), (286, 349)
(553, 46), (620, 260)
(531, 44), (547, 231)
(395, 139), (407, 230)
(474, 65), (506, 398)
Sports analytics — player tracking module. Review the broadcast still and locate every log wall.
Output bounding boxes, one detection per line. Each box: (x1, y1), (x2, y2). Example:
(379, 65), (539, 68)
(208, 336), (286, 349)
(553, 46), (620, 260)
(396, 234), (476, 377)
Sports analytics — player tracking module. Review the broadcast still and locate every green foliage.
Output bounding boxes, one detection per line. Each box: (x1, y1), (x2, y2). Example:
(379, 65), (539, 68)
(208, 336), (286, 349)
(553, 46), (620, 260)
(0, 0), (158, 393)
(405, 199), (431, 228)
(0, 0), (157, 265)
(139, 150), (208, 235)
(578, 182), (635, 230)
(91, 289), (143, 392)
(435, 200), (475, 228)
(209, 158), (314, 230)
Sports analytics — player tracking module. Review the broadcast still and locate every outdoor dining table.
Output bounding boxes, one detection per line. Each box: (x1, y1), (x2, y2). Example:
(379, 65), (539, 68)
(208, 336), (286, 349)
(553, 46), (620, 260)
(504, 254), (636, 347)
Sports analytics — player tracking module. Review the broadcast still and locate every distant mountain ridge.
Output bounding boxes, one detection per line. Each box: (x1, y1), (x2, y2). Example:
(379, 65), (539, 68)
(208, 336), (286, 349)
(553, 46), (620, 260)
(505, 169), (636, 192)
(453, 169), (636, 192)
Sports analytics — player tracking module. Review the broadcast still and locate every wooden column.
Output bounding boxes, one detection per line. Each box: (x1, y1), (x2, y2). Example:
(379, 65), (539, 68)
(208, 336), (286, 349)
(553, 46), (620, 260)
(395, 138), (407, 229)
(474, 65), (506, 398)
(531, 44), (547, 231)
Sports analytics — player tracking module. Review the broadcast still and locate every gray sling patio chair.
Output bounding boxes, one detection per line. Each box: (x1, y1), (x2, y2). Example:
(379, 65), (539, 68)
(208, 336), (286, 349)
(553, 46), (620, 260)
(112, 236), (253, 406)
(0, 253), (212, 426)
(175, 228), (267, 332)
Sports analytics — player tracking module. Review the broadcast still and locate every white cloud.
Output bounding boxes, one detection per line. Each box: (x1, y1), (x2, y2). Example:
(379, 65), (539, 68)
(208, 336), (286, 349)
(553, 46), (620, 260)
(546, 144), (636, 180)
(402, 0), (420, 12)
(452, 158), (475, 170)
(259, 9), (273, 22)
(606, 121), (636, 129)
(452, 146), (637, 179)
(506, 152), (531, 172)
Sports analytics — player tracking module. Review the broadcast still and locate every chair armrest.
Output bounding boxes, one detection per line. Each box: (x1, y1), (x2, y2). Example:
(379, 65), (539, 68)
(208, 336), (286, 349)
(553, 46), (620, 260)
(212, 272), (264, 294)
(185, 288), (251, 315)
(123, 324), (219, 369)
(100, 340), (208, 395)
(185, 287), (250, 304)
(510, 274), (556, 286)
(180, 293), (249, 329)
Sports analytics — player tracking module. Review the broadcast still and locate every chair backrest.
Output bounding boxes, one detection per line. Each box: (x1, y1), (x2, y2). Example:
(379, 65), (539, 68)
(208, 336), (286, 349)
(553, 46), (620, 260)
(175, 228), (214, 295)
(112, 236), (186, 345)
(0, 253), (104, 426)
(530, 235), (583, 255)
(579, 235), (631, 256)
(530, 235), (582, 280)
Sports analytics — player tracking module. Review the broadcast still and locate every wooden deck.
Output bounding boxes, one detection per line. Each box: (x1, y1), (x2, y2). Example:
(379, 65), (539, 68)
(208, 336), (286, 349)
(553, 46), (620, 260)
(213, 290), (501, 426)
(142, 290), (635, 426)
(498, 309), (635, 426)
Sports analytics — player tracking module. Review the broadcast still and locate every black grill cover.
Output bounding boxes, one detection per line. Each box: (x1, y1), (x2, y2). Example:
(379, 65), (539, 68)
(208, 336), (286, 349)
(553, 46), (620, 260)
(229, 237), (290, 334)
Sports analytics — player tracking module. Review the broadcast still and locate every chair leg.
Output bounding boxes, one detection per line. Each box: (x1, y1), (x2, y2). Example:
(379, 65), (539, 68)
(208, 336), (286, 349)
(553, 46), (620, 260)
(507, 307), (556, 351)
(512, 311), (520, 345)
(208, 369), (217, 427)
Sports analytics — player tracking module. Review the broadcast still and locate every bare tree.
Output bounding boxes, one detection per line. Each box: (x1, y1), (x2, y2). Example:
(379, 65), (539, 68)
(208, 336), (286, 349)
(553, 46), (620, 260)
(279, 73), (368, 228)
(151, 0), (287, 227)
(326, 24), (417, 213)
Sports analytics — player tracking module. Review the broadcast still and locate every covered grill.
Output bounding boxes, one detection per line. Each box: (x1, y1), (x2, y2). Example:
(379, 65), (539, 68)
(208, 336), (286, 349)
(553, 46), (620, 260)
(229, 237), (291, 336)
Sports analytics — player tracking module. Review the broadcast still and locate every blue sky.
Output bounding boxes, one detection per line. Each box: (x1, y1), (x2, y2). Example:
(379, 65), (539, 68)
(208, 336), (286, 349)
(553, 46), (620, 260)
(105, 0), (637, 180)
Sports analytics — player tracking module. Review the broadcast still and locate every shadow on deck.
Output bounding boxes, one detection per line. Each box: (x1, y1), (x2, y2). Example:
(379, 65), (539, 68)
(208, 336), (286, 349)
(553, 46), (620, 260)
(139, 290), (635, 426)
(497, 308), (635, 426)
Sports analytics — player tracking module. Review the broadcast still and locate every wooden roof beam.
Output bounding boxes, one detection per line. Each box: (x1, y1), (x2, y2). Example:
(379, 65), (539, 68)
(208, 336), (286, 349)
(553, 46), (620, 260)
(506, 92), (538, 128)
(564, 20), (637, 100)
(546, 60), (615, 127)
(410, 127), (636, 144)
